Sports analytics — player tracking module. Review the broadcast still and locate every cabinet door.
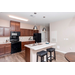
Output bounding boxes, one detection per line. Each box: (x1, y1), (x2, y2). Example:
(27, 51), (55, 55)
(15, 22), (20, 32)
(29, 41), (35, 44)
(10, 21), (15, 31)
(33, 30), (39, 34)
(4, 28), (10, 36)
(20, 29), (25, 36)
(25, 29), (29, 36)
(30, 30), (34, 36)
(5, 44), (11, 54)
(0, 45), (5, 55)
(21, 42), (25, 50)
(0, 27), (3, 36)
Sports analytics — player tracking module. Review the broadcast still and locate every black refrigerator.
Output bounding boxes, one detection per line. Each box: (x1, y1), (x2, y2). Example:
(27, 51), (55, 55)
(33, 33), (41, 43)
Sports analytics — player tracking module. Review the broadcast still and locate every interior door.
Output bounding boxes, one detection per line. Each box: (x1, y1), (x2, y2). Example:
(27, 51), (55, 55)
(41, 31), (46, 42)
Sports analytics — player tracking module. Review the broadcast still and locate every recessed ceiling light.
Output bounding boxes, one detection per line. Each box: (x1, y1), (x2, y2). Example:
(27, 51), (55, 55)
(9, 15), (28, 21)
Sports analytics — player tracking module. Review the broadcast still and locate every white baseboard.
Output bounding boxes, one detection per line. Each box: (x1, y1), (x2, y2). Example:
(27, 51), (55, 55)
(56, 50), (66, 54)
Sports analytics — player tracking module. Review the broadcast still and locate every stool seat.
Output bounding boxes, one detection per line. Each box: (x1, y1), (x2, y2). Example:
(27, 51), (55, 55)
(37, 51), (47, 57)
(47, 48), (55, 52)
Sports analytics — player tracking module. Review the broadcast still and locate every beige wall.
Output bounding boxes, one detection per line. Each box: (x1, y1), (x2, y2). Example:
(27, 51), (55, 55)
(0, 19), (40, 42)
(50, 17), (75, 53)
(0, 19), (10, 27)
(20, 23), (40, 30)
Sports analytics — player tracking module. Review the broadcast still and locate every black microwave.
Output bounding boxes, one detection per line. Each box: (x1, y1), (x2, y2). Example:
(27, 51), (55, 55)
(10, 31), (20, 36)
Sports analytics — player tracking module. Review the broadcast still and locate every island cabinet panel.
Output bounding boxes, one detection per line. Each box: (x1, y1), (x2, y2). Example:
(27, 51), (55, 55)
(21, 41), (35, 51)
(0, 27), (4, 36)
(25, 47), (30, 62)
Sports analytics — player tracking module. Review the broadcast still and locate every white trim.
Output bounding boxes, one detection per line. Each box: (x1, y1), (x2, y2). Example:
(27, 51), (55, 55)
(56, 50), (66, 54)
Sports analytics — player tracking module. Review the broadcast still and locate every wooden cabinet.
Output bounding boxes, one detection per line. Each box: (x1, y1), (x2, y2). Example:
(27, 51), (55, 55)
(29, 30), (34, 36)
(21, 41), (35, 50)
(34, 30), (39, 34)
(29, 41), (35, 44)
(0, 45), (5, 55)
(10, 21), (15, 31)
(10, 21), (20, 32)
(0, 44), (11, 56)
(0, 27), (3, 36)
(20, 29), (39, 36)
(4, 27), (10, 36)
(25, 29), (29, 36)
(20, 29), (25, 36)
(5, 44), (11, 54)
(15, 22), (20, 31)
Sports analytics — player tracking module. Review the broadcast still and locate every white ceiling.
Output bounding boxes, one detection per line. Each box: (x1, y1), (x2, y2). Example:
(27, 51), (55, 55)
(0, 12), (75, 26)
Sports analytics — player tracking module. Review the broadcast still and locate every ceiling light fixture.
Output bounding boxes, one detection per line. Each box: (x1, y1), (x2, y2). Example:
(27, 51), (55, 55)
(42, 16), (46, 32)
(9, 15), (28, 21)
(33, 12), (38, 30)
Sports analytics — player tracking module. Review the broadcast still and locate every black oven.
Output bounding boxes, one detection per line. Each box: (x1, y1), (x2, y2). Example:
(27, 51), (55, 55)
(10, 31), (21, 54)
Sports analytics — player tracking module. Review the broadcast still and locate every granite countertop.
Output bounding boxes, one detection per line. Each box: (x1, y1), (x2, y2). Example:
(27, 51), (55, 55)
(0, 42), (11, 44)
(25, 42), (56, 50)
(0, 40), (35, 44)
(21, 40), (35, 42)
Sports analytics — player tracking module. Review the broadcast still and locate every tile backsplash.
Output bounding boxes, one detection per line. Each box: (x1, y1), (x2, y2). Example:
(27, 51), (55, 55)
(0, 37), (10, 43)
(0, 36), (33, 43)
(19, 36), (33, 41)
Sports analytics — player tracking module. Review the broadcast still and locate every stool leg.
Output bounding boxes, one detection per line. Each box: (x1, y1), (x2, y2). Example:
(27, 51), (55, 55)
(37, 55), (38, 62)
(46, 53), (48, 62)
(50, 52), (52, 62)
(41, 56), (42, 62)
(54, 50), (56, 60)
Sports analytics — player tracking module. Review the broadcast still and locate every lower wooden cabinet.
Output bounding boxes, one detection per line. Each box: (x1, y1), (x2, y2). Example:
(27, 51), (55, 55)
(0, 44), (11, 56)
(5, 44), (11, 54)
(21, 41), (35, 50)
(0, 45), (5, 55)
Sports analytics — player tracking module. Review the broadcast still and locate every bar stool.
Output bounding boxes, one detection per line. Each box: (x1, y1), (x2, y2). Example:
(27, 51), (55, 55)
(47, 48), (56, 62)
(37, 50), (48, 62)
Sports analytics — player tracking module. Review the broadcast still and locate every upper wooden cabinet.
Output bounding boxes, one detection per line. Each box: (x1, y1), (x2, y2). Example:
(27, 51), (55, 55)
(20, 29), (39, 36)
(29, 30), (34, 36)
(4, 27), (10, 36)
(25, 29), (29, 36)
(15, 22), (20, 31)
(20, 29), (25, 36)
(34, 30), (39, 34)
(10, 21), (15, 31)
(10, 21), (20, 32)
(0, 27), (3, 37)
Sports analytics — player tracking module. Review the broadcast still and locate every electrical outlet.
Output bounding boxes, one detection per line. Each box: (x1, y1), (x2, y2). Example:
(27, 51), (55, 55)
(66, 38), (69, 40)
(57, 46), (60, 49)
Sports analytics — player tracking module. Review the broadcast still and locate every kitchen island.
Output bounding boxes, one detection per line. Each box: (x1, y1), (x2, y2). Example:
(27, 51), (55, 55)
(24, 42), (56, 62)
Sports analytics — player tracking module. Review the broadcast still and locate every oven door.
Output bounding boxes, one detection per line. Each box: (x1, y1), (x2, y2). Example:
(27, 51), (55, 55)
(11, 42), (21, 54)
